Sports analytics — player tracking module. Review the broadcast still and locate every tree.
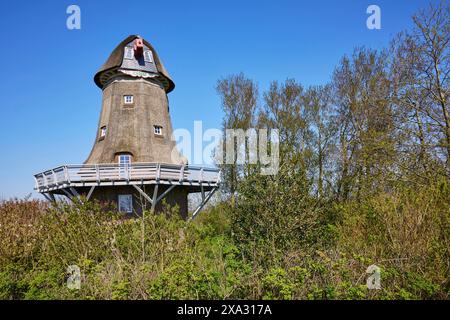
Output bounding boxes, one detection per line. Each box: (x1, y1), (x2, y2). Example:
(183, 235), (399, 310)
(332, 48), (397, 200)
(394, 2), (449, 170)
(303, 85), (337, 198)
(216, 73), (259, 198)
(259, 79), (311, 172)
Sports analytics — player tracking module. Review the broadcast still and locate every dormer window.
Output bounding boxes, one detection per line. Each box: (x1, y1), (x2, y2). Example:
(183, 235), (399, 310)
(154, 125), (162, 135)
(124, 95), (134, 104)
(144, 50), (153, 63)
(124, 47), (134, 59)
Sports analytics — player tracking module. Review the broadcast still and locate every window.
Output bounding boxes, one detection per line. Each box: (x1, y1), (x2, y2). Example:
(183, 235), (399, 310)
(100, 126), (107, 138)
(118, 195), (133, 213)
(124, 47), (134, 59)
(124, 95), (134, 104)
(144, 50), (153, 63)
(154, 125), (162, 135)
(118, 154), (132, 166)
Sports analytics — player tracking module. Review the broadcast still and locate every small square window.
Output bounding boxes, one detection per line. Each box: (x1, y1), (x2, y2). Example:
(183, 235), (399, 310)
(124, 95), (134, 104)
(100, 126), (107, 138)
(124, 47), (134, 59)
(118, 194), (133, 213)
(154, 125), (162, 135)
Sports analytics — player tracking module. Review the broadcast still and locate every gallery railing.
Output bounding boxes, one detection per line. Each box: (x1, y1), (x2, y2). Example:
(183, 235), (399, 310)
(34, 163), (220, 191)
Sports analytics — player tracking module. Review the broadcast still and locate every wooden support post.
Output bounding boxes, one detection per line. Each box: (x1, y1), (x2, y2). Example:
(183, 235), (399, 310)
(200, 183), (205, 201)
(48, 193), (56, 202)
(70, 187), (80, 198)
(132, 184), (153, 204)
(200, 168), (205, 200)
(42, 193), (55, 202)
(150, 184), (159, 212)
(156, 184), (176, 203)
(86, 185), (96, 201)
(190, 187), (218, 221)
(62, 188), (73, 200)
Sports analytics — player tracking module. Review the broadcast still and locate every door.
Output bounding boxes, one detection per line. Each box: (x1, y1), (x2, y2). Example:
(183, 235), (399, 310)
(118, 154), (132, 179)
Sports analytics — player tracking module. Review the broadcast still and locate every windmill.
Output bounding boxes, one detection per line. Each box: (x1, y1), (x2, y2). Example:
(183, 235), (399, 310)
(34, 35), (220, 219)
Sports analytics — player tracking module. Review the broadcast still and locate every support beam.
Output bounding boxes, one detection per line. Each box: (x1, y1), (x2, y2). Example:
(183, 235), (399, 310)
(133, 184), (174, 213)
(86, 185), (96, 201)
(150, 184), (159, 212)
(156, 185), (176, 203)
(42, 193), (55, 202)
(70, 187), (80, 198)
(132, 184), (153, 204)
(200, 183), (205, 201)
(48, 193), (56, 202)
(61, 188), (74, 200)
(62, 188), (84, 204)
(190, 187), (218, 221)
(199, 159), (205, 202)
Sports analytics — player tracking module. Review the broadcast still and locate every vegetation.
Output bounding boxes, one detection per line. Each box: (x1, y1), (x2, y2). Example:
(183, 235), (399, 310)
(0, 3), (448, 300)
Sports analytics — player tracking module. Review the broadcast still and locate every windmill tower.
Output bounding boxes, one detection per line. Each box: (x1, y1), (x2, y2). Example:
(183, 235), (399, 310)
(34, 35), (220, 219)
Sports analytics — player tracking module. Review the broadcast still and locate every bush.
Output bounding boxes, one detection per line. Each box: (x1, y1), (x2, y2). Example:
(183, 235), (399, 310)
(0, 181), (447, 300)
(228, 165), (329, 264)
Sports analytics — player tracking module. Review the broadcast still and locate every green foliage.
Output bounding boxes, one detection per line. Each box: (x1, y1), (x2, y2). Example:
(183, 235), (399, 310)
(228, 164), (328, 264)
(112, 280), (131, 300)
(262, 268), (294, 300)
(0, 184), (448, 300)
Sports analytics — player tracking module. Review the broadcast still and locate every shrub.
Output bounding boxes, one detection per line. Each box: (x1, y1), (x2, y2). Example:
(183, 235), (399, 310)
(0, 181), (447, 300)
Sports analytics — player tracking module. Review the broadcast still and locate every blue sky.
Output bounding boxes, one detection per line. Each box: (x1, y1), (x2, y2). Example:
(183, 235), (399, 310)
(0, 0), (433, 199)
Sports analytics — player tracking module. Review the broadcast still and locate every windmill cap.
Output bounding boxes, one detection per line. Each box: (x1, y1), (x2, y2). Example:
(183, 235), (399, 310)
(93, 35), (175, 93)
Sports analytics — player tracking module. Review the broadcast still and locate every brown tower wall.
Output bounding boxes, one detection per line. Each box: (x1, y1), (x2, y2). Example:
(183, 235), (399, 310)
(85, 77), (184, 164)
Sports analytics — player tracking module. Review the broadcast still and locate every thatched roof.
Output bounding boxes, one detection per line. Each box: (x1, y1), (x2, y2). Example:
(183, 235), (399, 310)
(94, 35), (175, 93)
